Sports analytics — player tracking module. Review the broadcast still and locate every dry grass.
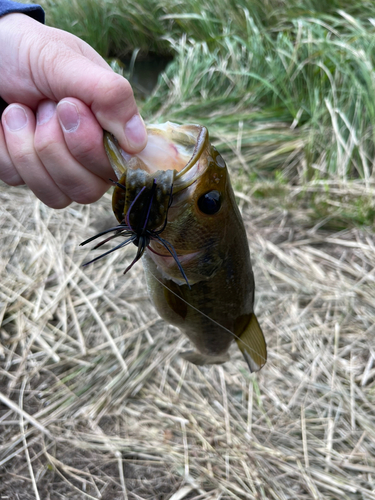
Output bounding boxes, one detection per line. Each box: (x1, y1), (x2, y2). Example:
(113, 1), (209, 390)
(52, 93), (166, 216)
(0, 177), (374, 499)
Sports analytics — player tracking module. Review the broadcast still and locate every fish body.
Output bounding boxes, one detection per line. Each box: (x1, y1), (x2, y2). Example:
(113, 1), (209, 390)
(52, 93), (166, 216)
(89, 123), (267, 371)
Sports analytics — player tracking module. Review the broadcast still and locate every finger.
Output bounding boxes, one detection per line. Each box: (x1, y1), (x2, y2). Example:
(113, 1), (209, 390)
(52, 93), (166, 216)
(40, 43), (148, 153)
(35, 99), (110, 204)
(0, 122), (23, 185)
(2, 104), (71, 208)
(55, 98), (113, 180)
(0, 14), (147, 154)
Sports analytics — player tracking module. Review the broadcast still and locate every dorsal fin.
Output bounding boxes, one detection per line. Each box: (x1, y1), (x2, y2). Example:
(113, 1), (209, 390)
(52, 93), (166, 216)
(235, 313), (267, 372)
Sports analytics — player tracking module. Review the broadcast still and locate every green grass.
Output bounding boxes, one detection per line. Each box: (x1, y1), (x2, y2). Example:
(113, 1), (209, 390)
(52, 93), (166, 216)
(250, 179), (375, 228)
(38, 0), (375, 180)
(308, 190), (375, 228)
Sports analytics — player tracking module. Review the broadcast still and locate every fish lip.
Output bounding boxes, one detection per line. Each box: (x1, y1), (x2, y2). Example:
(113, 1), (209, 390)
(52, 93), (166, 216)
(146, 245), (202, 267)
(104, 124), (209, 194)
(172, 125), (208, 193)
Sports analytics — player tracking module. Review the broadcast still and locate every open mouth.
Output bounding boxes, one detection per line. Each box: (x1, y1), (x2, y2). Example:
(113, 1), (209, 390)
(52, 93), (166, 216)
(105, 123), (207, 196)
(146, 243), (201, 267)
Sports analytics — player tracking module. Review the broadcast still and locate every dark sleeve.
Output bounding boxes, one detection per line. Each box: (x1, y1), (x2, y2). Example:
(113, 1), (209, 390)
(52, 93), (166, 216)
(0, 0), (45, 23)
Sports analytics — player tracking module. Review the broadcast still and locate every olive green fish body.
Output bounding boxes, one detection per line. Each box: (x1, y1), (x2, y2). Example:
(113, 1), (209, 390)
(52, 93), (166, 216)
(143, 234), (255, 363)
(98, 123), (267, 371)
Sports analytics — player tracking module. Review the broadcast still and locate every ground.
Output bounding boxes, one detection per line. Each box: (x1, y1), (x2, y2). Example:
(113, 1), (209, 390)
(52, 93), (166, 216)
(0, 179), (374, 499)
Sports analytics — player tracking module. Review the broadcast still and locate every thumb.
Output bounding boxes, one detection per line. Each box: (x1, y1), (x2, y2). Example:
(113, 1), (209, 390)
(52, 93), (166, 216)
(0, 13), (148, 153)
(50, 53), (148, 154)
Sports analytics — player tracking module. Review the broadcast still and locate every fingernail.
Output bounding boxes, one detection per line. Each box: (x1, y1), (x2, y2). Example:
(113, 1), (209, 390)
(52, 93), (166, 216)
(124, 114), (147, 151)
(4, 105), (27, 131)
(57, 100), (79, 132)
(37, 101), (56, 125)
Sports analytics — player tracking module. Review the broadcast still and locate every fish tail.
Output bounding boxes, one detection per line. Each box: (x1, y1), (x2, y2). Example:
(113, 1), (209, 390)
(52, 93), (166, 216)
(180, 350), (230, 366)
(236, 313), (267, 373)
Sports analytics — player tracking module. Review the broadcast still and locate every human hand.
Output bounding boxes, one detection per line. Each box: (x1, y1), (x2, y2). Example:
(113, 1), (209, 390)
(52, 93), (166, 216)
(0, 13), (147, 208)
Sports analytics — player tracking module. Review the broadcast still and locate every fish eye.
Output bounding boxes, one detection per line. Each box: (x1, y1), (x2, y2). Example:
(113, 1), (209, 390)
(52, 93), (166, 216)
(198, 190), (221, 215)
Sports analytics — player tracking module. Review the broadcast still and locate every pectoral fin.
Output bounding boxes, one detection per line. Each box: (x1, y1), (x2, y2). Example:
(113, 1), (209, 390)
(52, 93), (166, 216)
(235, 313), (267, 372)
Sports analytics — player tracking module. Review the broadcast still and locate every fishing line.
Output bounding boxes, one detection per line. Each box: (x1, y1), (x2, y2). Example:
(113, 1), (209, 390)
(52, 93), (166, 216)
(147, 267), (266, 363)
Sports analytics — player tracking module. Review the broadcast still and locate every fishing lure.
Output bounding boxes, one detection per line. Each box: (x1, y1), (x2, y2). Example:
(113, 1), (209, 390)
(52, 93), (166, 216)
(82, 123), (267, 372)
(81, 171), (189, 286)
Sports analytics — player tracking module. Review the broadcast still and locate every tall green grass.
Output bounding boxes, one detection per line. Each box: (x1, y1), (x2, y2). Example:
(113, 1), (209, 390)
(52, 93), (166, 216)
(41, 0), (375, 55)
(40, 0), (375, 180)
(143, 12), (375, 180)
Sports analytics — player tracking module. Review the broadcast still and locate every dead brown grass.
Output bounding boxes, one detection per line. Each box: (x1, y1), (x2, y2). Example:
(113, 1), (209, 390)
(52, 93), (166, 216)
(0, 178), (374, 499)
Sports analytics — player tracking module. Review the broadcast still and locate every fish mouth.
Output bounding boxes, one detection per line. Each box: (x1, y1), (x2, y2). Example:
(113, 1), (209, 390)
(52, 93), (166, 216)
(146, 243), (201, 268)
(104, 122), (209, 194)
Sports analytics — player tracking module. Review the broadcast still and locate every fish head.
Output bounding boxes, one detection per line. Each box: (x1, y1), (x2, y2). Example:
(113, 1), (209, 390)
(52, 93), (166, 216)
(105, 122), (239, 285)
(156, 129), (236, 284)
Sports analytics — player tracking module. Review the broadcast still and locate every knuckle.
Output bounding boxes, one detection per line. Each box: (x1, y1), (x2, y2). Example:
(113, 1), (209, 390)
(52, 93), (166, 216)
(70, 183), (106, 205)
(43, 194), (71, 209)
(0, 147), (23, 186)
(11, 144), (35, 166)
(48, 200), (71, 209)
(5, 174), (23, 186)
(39, 39), (71, 79)
(34, 132), (54, 157)
(69, 135), (99, 163)
(0, 165), (23, 186)
(96, 72), (134, 107)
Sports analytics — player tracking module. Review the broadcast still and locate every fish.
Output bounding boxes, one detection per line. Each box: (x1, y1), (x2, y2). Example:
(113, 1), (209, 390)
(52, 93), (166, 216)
(81, 122), (267, 372)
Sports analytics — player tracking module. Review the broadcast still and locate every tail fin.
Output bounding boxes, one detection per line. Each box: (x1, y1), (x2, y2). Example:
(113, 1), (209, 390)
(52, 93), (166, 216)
(235, 314), (267, 372)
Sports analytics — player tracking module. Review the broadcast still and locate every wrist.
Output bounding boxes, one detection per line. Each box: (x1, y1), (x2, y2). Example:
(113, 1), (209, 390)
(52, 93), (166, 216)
(0, 12), (37, 46)
(0, 14), (43, 106)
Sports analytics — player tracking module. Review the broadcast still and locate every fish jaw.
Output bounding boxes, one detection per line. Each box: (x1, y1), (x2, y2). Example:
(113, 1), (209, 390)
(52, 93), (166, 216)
(105, 123), (209, 230)
(104, 123), (207, 187)
(145, 246), (204, 286)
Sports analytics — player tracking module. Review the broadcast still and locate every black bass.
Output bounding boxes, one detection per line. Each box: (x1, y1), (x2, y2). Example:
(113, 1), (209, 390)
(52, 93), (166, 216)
(82, 123), (267, 372)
